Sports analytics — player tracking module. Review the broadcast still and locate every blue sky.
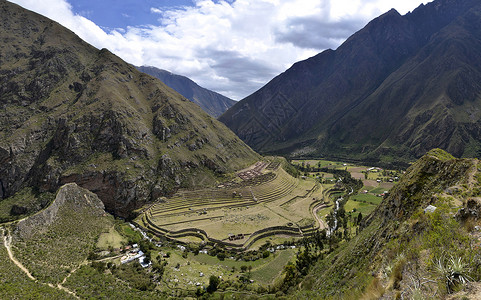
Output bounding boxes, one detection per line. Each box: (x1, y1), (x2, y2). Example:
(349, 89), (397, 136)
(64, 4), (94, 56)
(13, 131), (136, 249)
(70, 0), (194, 30)
(9, 0), (431, 100)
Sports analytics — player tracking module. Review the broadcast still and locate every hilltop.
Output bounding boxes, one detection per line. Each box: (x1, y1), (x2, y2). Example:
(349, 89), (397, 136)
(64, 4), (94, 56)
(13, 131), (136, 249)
(220, 0), (481, 164)
(137, 66), (236, 118)
(0, 0), (259, 219)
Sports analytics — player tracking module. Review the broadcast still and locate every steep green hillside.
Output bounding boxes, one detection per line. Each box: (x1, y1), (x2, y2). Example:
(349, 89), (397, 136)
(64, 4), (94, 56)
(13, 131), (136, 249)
(1, 183), (163, 299)
(0, 241), (74, 299)
(220, 0), (481, 164)
(0, 0), (259, 218)
(137, 66), (236, 118)
(294, 149), (481, 298)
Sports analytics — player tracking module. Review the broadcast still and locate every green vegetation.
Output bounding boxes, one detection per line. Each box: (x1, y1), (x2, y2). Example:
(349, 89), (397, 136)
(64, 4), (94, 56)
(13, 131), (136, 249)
(351, 193), (382, 205)
(0, 243), (74, 299)
(63, 264), (162, 299)
(13, 197), (113, 284)
(0, 188), (54, 223)
(250, 249), (296, 285)
(97, 226), (128, 250)
(291, 150), (481, 298)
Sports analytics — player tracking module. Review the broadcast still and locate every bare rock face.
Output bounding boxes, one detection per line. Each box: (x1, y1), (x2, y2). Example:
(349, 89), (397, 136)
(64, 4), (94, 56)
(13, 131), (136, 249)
(0, 1), (259, 218)
(15, 183), (105, 239)
(456, 198), (481, 221)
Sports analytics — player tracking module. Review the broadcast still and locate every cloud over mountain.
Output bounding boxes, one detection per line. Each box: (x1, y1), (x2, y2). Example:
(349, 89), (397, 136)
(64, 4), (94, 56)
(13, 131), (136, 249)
(9, 0), (430, 99)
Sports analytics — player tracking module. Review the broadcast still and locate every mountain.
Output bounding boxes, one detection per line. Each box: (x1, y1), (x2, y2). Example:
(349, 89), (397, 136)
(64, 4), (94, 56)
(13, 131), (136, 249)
(0, 0), (259, 218)
(298, 149), (481, 298)
(219, 0), (481, 164)
(137, 66), (236, 118)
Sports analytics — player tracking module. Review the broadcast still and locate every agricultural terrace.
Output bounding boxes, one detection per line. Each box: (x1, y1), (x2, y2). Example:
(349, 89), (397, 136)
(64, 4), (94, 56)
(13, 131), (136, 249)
(137, 161), (325, 249)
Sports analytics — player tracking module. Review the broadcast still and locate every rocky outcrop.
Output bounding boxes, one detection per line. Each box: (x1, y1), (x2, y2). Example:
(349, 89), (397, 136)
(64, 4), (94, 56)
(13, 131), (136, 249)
(15, 183), (105, 239)
(456, 198), (481, 221)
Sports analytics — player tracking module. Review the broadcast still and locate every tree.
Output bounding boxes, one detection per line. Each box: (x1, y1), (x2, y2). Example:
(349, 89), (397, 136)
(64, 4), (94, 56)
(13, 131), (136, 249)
(357, 212), (363, 225)
(207, 275), (220, 293)
(281, 262), (299, 292)
(216, 252), (226, 261)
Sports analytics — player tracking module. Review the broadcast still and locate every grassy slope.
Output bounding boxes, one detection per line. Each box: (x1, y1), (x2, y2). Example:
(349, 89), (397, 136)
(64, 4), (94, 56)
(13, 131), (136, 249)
(295, 149), (480, 298)
(0, 245), (74, 299)
(2, 183), (166, 298)
(12, 185), (113, 284)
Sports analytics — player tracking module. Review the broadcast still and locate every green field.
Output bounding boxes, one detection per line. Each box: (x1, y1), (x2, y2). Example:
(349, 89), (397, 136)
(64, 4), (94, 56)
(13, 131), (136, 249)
(351, 194), (383, 205)
(344, 200), (377, 216)
(97, 226), (128, 250)
(369, 187), (389, 194)
(250, 249), (296, 284)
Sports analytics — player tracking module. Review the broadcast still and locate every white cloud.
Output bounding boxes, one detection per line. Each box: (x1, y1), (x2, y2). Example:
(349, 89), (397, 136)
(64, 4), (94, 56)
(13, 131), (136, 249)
(8, 0), (431, 100)
(150, 7), (162, 14)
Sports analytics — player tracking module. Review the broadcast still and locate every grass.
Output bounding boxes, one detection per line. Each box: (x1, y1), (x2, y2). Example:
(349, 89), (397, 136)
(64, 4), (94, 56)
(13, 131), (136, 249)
(97, 226), (128, 250)
(154, 249), (279, 291)
(0, 241), (75, 299)
(369, 187), (388, 194)
(13, 198), (114, 284)
(293, 160), (346, 169)
(250, 249), (296, 284)
(248, 236), (298, 250)
(351, 194), (383, 205)
(344, 200), (377, 216)
(191, 252), (272, 269)
(63, 264), (162, 299)
(149, 247), (297, 291)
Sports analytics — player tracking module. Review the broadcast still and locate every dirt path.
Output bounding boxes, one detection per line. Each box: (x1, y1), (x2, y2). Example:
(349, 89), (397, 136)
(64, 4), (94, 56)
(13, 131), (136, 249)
(2, 228), (35, 280)
(1, 227), (80, 299)
(312, 203), (329, 230)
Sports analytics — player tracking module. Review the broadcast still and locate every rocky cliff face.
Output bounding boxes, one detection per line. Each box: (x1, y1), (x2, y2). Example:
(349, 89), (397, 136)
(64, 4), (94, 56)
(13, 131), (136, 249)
(137, 66), (236, 118)
(0, 1), (259, 217)
(219, 0), (481, 163)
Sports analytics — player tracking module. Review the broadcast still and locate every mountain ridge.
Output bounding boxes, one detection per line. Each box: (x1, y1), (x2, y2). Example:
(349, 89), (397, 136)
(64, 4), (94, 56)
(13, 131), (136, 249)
(137, 66), (236, 118)
(219, 0), (481, 163)
(0, 0), (259, 218)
